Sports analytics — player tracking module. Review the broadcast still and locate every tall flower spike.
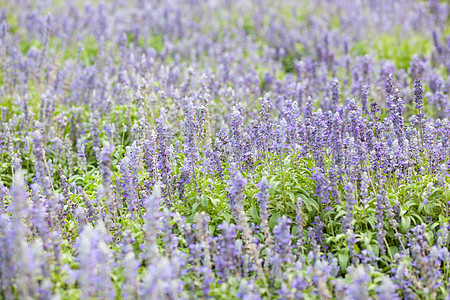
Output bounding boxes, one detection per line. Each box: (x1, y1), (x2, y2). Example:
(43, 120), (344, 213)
(376, 277), (400, 300)
(346, 266), (370, 300)
(194, 212), (214, 297)
(0, 180), (8, 213)
(273, 216), (293, 264)
(343, 182), (358, 264)
(256, 177), (271, 247)
(182, 97), (199, 169)
(360, 85), (369, 115)
(119, 156), (139, 218)
(230, 106), (244, 163)
(414, 78), (425, 123)
(32, 130), (53, 203)
(143, 183), (163, 264)
(156, 111), (173, 202)
(296, 197), (305, 251)
(375, 189), (387, 256)
(305, 96), (313, 119)
(75, 221), (115, 299)
(121, 244), (140, 299)
(330, 79), (340, 111)
(414, 79), (424, 113)
(227, 171), (247, 220)
(215, 222), (242, 280)
(236, 279), (261, 300)
(143, 131), (159, 185)
(260, 93), (271, 125)
(229, 172), (268, 293)
(385, 74), (395, 98)
(99, 142), (115, 224)
(9, 161), (36, 299)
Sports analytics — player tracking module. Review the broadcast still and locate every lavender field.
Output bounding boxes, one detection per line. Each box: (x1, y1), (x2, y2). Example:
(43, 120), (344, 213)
(0, 0), (449, 299)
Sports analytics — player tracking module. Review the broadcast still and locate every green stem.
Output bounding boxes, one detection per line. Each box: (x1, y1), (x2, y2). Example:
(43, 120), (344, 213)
(384, 236), (394, 263)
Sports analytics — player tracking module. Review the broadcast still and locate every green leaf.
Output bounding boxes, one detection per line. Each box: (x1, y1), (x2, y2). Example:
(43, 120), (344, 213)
(367, 244), (379, 257)
(295, 187), (311, 196)
(334, 210), (347, 221)
(389, 246), (398, 257)
(269, 212), (281, 230)
(287, 192), (296, 203)
(222, 211), (232, 224)
(418, 202), (424, 213)
(249, 206), (260, 223)
(400, 216), (411, 233)
(201, 195), (208, 210)
(210, 198), (220, 208)
(425, 231), (434, 245)
(209, 224), (216, 235)
(303, 197), (319, 212)
(191, 202), (200, 215)
(338, 252), (348, 273)
(303, 197), (312, 211)
(366, 217), (376, 230)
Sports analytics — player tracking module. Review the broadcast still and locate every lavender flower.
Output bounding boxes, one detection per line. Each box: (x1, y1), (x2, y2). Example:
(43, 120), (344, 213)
(156, 111), (173, 200)
(1, 1), (449, 297)
(256, 177), (271, 245)
(414, 79), (424, 119)
(236, 279), (261, 300)
(227, 171), (247, 220)
(330, 79), (340, 111)
(215, 222), (243, 280)
(375, 189), (387, 256)
(273, 216), (293, 264)
(296, 197), (305, 251)
(360, 85), (369, 115)
(194, 212), (214, 296)
(75, 221), (115, 299)
(345, 266), (370, 300)
(376, 277), (400, 300)
(32, 130), (53, 203)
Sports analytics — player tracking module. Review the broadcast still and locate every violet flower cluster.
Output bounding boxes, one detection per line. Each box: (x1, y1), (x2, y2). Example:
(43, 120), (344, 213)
(0, 0), (449, 299)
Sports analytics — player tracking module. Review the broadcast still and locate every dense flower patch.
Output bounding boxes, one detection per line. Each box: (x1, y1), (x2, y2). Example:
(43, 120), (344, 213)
(0, 0), (449, 299)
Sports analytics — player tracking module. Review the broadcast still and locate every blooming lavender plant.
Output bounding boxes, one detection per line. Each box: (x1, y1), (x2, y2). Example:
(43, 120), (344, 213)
(0, 0), (449, 298)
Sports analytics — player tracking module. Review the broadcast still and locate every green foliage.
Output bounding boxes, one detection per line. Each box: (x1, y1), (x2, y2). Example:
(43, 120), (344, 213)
(373, 34), (432, 70)
(350, 41), (369, 56)
(243, 15), (255, 35)
(80, 35), (100, 65)
(350, 34), (433, 71)
(281, 52), (298, 74)
(1, 2), (449, 298)
(20, 38), (43, 54)
(149, 34), (165, 53)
